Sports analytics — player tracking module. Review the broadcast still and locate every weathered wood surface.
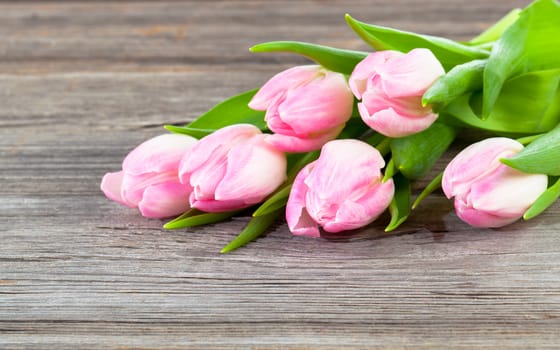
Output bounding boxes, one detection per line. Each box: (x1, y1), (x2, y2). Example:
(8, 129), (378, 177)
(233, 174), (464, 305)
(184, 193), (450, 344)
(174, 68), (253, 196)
(2, 1), (559, 349)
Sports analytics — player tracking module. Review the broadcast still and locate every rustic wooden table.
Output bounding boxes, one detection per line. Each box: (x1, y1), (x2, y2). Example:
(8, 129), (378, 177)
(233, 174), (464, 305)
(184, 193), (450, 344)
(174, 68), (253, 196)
(2, 1), (559, 349)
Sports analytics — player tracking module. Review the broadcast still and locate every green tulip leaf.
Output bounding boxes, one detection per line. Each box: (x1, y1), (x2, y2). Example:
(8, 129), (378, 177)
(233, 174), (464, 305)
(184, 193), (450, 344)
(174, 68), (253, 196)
(164, 209), (240, 229)
(423, 59), (485, 108)
(441, 69), (560, 134)
(385, 173), (411, 232)
(501, 126), (560, 176)
(165, 89), (266, 138)
(250, 41), (368, 75)
(390, 123), (456, 180)
(382, 158), (397, 183)
(253, 151), (320, 218)
(483, 0), (560, 117)
(164, 126), (216, 139)
(345, 14), (489, 70)
(252, 185), (291, 217)
(523, 177), (560, 220)
(221, 208), (283, 254)
(468, 8), (521, 46)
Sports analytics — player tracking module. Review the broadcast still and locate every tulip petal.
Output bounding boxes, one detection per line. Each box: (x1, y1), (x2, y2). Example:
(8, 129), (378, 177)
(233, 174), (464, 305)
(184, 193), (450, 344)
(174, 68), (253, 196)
(138, 182), (192, 218)
(277, 71), (353, 135)
(454, 196), (518, 228)
(190, 194), (248, 213)
(349, 51), (403, 99)
(188, 146), (228, 200)
(263, 125), (344, 153)
(121, 171), (177, 207)
(265, 100), (297, 135)
(249, 65), (321, 110)
(442, 138), (523, 198)
(123, 134), (197, 175)
(376, 48), (445, 98)
(100, 171), (135, 208)
(179, 124), (261, 177)
(469, 165), (548, 217)
(323, 178), (394, 233)
(286, 163), (321, 237)
(359, 103), (438, 138)
(215, 135), (287, 204)
(305, 140), (385, 203)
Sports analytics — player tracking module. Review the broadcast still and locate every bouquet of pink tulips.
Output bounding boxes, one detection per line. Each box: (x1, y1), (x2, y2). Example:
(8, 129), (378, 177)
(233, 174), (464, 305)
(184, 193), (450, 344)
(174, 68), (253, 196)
(101, 0), (560, 253)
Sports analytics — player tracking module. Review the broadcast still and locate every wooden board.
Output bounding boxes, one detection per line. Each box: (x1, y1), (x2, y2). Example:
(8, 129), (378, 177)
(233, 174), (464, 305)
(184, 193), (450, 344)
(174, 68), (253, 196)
(3, 1), (560, 349)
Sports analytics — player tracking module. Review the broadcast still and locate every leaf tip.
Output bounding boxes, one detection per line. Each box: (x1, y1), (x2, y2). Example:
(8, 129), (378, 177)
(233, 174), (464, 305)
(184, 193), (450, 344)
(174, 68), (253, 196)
(163, 221), (177, 230)
(249, 44), (261, 53)
(344, 13), (359, 27)
(499, 157), (515, 168)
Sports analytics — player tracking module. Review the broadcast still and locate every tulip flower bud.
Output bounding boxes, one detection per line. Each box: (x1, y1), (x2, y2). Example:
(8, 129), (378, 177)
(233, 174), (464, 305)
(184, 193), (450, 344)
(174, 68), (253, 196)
(249, 65), (354, 153)
(179, 124), (287, 212)
(442, 137), (548, 228)
(286, 139), (394, 237)
(349, 48), (445, 137)
(100, 134), (197, 218)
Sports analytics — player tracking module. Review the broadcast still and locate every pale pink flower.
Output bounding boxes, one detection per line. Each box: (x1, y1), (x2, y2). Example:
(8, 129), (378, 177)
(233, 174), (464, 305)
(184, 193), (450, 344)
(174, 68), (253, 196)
(442, 137), (548, 228)
(179, 124), (287, 212)
(286, 139), (394, 237)
(350, 48), (445, 137)
(100, 134), (197, 218)
(249, 65), (354, 152)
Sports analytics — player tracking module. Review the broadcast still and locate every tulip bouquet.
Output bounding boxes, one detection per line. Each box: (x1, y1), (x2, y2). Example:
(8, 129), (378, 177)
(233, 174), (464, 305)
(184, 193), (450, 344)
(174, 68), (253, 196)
(101, 0), (560, 253)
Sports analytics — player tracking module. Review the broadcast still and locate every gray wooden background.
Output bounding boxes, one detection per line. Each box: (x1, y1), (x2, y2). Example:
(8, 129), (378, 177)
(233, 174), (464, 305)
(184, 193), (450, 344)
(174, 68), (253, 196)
(3, 1), (559, 349)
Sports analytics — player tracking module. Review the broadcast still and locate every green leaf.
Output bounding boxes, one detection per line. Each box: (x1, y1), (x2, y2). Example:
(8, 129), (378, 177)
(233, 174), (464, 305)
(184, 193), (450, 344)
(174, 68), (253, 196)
(253, 151), (320, 218)
(221, 208), (283, 254)
(441, 69), (560, 134)
(385, 174), (411, 232)
(483, 0), (560, 117)
(524, 177), (560, 220)
(423, 59), (485, 108)
(164, 209), (240, 229)
(345, 14), (489, 70)
(412, 172), (443, 210)
(164, 125), (215, 139)
(390, 123), (456, 180)
(468, 8), (521, 46)
(382, 158), (397, 183)
(501, 126), (560, 176)
(252, 185), (291, 217)
(287, 151), (320, 182)
(166, 89), (266, 137)
(250, 41), (368, 75)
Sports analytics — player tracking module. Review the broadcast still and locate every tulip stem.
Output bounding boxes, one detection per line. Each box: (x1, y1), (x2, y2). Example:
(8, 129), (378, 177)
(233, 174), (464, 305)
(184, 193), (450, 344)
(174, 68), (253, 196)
(253, 184), (292, 217)
(363, 132), (385, 147)
(376, 137), (391, 157)
(385, 174), (411, 232)
(412, 172), (443, 210)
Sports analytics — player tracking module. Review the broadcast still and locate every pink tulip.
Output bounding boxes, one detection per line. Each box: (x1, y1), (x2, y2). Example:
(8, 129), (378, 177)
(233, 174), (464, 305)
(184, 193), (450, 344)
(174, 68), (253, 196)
(442, 138), (548, 228)
(286, 139), (394, 237)
(179, 124), (287, 212)
(100, 134), (197, 218)
(349, 49), (445, 137)
(249, 65), (354, 153)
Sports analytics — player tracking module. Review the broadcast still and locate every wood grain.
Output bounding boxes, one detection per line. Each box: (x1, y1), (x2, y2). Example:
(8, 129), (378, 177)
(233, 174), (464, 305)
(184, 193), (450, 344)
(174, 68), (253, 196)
(3, 1), (559, 349)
